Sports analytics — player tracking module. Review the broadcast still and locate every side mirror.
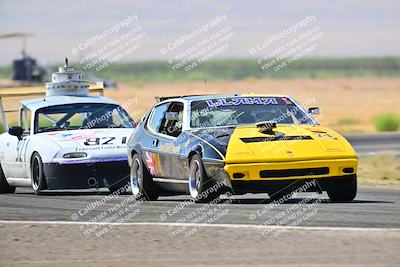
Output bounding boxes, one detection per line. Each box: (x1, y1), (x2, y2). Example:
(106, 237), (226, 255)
(308, 107), (320, 115)
(165, 112), (180, 121)
(8, 126), (24, 140)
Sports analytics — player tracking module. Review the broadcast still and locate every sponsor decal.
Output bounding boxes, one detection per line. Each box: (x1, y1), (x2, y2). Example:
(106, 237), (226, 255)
(145, 151), (158, 176)
(45, 132), (96, 141)
(71, 133), (97, 141)
(314, 133), (337, 139)
(76, 145), (126, 151)
(159, 143), (180, 153)
(45, 132), (61, 136)
(182, 139), (191, 149)
(281, 97), (292, 104)
(206, 97), (278, 108)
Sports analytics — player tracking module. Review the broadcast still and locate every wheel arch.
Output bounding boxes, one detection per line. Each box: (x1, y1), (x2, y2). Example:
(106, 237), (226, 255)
(188, 145), (203, 161)
(30, 151), (40, 164)
(128, 144), (142, 167)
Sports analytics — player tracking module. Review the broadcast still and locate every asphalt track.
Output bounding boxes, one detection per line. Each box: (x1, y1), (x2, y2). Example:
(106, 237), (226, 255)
(0, 186), (399, 228)
(0, 186), (400, 266)
(344, 133), (400, 153)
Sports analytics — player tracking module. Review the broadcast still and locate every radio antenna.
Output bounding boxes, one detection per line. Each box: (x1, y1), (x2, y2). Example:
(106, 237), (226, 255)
(201, 68), (208, 94)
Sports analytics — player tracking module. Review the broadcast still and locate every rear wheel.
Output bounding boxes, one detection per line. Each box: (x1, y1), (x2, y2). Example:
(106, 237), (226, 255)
(188, 154), (221, 203)
(31, 152), (47, 195)
(0, 165), (15, 193)
(327, 175), (357, 202)
(130, 154), (159, 201)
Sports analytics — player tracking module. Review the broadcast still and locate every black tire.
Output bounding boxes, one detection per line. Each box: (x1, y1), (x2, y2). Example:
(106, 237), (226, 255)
(327, 175), (357, 202)
(130, 154), (159, 201)
(0, 165), (16, 193)
(31, 152), (47, 195)
(188, 154), (221, 203)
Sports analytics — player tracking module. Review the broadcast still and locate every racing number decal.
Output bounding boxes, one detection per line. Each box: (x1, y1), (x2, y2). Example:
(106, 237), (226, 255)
(101, 137), (115, 145)
(84, 137), (127, 146)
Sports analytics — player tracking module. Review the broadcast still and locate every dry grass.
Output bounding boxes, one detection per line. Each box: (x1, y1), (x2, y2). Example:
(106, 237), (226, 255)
(358, 153), (400, 186)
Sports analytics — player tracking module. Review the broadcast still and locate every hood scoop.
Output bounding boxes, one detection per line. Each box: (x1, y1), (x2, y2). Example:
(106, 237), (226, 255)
(256, 121), (277, 135)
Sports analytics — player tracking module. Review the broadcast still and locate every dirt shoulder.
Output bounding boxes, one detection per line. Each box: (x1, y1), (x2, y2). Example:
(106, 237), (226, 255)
(358, 152), (400, 186)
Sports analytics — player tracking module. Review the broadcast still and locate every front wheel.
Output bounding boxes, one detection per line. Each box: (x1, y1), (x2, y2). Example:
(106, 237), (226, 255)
(130, 154), (159, 201)
(31, 152), (47, 195)
(188, 154), (221, 203)
(327, 175), (357, 202)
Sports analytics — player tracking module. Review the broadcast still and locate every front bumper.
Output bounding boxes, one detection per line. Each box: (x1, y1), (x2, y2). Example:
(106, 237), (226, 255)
(207, 158), (358, 194)
(231, 175), (356, 194)
(43, 160), (129, 190)
(224, 158), (357, 181)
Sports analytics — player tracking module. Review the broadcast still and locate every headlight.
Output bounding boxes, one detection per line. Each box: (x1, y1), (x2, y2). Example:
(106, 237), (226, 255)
(63, 152), (87, 159)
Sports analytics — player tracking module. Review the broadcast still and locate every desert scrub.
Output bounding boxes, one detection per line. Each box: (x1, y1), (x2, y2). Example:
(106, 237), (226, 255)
(373, 113), (400, 131)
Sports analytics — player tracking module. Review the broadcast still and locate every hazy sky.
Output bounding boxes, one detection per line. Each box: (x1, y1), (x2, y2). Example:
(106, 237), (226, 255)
(0, 0), (399, 66)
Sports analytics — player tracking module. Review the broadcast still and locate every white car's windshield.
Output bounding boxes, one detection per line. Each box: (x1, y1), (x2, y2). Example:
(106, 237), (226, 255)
(35, 103), (136, 133)
(190, 97), (316, 128)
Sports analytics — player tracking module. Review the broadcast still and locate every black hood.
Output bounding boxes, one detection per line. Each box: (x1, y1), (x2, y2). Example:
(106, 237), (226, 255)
(187, 127), (235, 157)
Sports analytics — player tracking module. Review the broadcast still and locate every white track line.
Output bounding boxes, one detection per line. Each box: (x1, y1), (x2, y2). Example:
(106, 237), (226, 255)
(0, 220), (399, 232)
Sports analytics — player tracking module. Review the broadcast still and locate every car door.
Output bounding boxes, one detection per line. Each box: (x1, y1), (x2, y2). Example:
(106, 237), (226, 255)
(143, 101), (186, 180)
(1, 133), (20, 178)
(2, 107), (31, 178)
(142, 102), (169, 178)
(7, 135), (30, 178)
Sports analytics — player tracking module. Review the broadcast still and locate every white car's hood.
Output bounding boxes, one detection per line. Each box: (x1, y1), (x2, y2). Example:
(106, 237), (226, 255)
(37, 128), (134, 163)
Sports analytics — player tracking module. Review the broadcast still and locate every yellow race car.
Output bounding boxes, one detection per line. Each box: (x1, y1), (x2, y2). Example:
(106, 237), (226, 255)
(127, 94), (357, 202)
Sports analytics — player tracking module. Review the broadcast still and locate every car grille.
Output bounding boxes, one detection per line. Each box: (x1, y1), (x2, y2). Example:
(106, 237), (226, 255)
(260, 167), (329, 178)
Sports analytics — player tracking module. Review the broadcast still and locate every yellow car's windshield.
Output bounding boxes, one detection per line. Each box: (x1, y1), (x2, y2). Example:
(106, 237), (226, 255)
(190, 97), (315, 128)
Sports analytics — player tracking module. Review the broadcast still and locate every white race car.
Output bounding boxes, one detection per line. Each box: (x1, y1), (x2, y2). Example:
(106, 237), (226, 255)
(0, 61), (136, 194)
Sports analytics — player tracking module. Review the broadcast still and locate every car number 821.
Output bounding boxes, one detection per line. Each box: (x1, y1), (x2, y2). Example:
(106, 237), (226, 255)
(84, 136), (127, 146)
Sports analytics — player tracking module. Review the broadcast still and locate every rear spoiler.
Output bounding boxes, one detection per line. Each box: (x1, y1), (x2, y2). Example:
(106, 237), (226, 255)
(155, 96), (182, 103)
(0, 82), (104, 98)
(0, 82), (104, 132)
(155, 94), (218, 103)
